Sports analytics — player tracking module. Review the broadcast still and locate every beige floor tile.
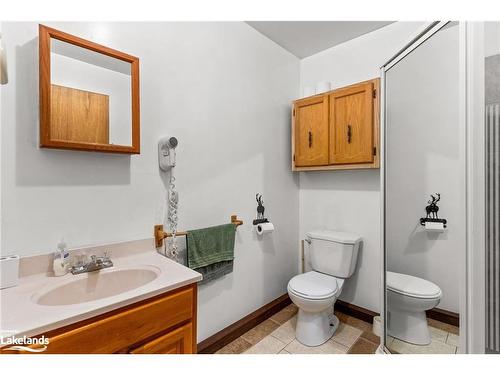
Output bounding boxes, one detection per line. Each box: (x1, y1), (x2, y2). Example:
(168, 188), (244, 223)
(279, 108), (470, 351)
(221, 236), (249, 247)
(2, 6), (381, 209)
(361, 330), (380, 345)
(446, 333), (459, 347)
(429, 326), (449, 343)
(388, 338), (456, 354)
(284, 338), (348, 354)
(348, 338), (379, 354)
(335, 312), (373, 332)
(335, 311), (349, 323)
(331, 323), (363, 348)
(216, 337), (252, 354)
(242, 319), (280, 345)
(427, 318), (459, 335)
(279, 349), (291, 354)
(244, 335), (287, 354)
(271, 316), (297, 345)
(270, 304), (298, 325)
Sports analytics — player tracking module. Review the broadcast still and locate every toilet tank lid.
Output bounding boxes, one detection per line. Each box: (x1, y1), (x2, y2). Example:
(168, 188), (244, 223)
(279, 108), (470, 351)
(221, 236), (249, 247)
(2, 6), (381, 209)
(306, 230), (362, 244)
(387, 271), (442, 298)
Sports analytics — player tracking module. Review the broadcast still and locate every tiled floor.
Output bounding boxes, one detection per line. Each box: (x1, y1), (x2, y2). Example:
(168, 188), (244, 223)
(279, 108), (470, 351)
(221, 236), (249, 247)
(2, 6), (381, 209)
(216, 304), (380, 354)
(386, 319), (460, 354)
(215, 303), (460, 355)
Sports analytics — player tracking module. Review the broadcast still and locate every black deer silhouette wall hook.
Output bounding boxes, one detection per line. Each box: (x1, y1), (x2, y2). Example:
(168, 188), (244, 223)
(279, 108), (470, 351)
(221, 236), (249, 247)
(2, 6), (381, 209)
(426, 193), (441, 219)
(420, 193), (447, 227)
(253, 193), (269, 225)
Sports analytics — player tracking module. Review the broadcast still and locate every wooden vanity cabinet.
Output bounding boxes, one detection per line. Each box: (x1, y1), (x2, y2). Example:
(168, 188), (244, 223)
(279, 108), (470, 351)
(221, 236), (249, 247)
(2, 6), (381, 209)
(292, 78), (379, 171)
(6, 283), (197, 354)
(129, 322), (193, 354)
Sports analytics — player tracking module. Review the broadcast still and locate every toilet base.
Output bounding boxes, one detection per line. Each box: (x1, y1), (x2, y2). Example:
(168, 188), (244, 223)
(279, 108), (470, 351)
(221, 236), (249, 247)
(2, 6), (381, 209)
(295, 308), (339, 347)
(387, 308), (431, 345)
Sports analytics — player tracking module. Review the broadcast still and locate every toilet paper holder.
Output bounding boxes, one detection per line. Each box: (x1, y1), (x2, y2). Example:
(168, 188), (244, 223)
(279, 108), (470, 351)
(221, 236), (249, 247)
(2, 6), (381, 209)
(420, 217), (447, 228)
(420, 193), (447, 228)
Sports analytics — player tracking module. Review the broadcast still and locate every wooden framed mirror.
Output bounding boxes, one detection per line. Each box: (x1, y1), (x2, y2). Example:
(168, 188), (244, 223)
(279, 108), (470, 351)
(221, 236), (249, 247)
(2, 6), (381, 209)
(39, 24), (140, 154)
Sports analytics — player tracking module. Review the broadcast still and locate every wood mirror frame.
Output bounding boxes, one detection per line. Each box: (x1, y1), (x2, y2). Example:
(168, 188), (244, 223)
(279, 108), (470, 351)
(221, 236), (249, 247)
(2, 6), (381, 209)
(39, 24), (140, 154)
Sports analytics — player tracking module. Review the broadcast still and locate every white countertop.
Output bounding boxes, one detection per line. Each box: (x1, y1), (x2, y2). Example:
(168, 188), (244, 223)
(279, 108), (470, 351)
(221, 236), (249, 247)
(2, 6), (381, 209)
(0, 241), (201, 342)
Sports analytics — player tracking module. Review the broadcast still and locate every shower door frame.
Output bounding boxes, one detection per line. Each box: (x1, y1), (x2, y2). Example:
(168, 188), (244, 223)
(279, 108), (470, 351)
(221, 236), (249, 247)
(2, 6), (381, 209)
(379, 21), (486, 354)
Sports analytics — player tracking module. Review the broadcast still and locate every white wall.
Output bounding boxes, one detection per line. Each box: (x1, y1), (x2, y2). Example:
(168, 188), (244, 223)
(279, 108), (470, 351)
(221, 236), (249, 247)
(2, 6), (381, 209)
(299, 22), (426, 313)
(0, 22), (300, 341)
(485, 21), (500, 57)
(385, 24), (462, 313)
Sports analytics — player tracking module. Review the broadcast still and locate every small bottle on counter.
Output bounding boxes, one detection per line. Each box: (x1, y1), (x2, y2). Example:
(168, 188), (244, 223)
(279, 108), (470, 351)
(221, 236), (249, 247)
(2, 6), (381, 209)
(53, 239), (69, 276)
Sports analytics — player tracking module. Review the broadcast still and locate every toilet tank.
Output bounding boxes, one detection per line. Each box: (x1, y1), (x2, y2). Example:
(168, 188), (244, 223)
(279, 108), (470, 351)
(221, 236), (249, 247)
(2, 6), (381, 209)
(306, 230), (361, 278)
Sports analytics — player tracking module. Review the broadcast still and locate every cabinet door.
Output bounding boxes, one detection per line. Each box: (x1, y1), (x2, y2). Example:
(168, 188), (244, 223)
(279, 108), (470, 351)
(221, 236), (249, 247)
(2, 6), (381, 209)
(129, 322), (193, 354)
(329, 82), (374, 164)
(293, 95), (329, 167)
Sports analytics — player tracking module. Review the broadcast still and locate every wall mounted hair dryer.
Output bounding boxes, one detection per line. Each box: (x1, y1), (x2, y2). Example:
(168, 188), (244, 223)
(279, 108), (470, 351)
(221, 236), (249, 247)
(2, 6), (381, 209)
(158, 136), (178, 171)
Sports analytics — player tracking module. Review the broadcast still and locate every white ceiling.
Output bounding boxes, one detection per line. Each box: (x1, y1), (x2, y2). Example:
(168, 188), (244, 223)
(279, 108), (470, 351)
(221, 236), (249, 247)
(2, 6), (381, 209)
(246, 21), (394, 58)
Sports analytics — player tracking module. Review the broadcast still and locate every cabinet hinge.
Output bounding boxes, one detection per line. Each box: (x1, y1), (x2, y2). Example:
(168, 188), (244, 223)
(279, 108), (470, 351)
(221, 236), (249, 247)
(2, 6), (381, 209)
(373, 147), (377, 156)
(373, 89), (377, 99)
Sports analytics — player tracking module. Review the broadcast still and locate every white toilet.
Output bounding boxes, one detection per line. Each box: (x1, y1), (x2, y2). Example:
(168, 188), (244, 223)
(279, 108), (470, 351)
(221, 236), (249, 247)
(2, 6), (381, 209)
(386, 271), (442, 345)
(287, 230), (361, 347)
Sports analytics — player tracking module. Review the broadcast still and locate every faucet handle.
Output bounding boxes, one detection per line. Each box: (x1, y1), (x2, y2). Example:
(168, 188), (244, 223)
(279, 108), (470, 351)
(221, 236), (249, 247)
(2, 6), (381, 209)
(74, 254), (86, 267)
(103, 250), (111, 260)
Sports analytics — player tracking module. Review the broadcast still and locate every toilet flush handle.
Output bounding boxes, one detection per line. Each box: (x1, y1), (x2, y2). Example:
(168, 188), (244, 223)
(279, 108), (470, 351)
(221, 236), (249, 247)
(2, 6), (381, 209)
(304, 238), (311, 245)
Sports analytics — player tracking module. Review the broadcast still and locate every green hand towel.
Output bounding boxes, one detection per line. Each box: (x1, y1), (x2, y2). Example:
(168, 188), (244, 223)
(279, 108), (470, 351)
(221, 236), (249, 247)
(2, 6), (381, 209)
(187, 223), (236, 270)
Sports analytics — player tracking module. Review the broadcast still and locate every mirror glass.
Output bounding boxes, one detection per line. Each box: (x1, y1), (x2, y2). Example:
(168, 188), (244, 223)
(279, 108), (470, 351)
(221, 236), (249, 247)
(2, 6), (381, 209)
(49, 38), (132, 146)
(384, 22), (461, 354)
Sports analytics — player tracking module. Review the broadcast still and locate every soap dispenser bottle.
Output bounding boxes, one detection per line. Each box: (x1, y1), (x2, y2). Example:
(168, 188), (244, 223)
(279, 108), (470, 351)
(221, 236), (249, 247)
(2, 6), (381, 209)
(53, 239), (69, 276)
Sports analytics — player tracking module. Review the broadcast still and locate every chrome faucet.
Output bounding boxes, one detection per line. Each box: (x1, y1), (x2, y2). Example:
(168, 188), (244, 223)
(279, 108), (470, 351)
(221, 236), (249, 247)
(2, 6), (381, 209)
(70, 251), (113, 275)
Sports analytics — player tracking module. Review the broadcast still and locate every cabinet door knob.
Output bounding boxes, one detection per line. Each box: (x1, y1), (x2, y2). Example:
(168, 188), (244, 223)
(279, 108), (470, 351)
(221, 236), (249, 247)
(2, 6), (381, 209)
(347, 125), (352, 144)
(308, 130), (313, 148)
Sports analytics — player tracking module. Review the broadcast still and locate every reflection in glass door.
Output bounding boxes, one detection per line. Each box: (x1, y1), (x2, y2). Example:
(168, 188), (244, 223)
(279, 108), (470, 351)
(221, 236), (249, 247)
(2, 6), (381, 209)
(383, 22), (463, 354)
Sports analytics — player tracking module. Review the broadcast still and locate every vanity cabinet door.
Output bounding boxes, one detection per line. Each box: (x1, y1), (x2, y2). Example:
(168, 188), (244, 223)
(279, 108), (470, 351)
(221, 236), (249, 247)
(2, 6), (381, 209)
(329, 81), (374, 165)
(129, 323), (193, 354)
(293, 95), (329, 167)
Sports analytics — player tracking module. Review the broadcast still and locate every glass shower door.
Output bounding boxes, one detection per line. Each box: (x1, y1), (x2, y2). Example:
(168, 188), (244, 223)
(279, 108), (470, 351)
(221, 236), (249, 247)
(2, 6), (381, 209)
(383, 22), (463, 354)
(485, 21), (500, 354)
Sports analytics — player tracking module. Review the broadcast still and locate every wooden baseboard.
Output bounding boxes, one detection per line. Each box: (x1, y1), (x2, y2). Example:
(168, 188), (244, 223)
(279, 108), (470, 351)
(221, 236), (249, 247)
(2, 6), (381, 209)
(197, 294), (291, 354)
(427, 308), (459, 327)
(336, 301), (460, 328)
(335, 300), (378, 323)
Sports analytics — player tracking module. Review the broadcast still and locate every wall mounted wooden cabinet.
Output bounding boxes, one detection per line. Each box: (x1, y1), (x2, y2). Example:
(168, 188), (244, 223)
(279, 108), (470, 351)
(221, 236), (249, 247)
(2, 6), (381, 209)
(294, 95), (329, 167)
(292, 78), (379, 171)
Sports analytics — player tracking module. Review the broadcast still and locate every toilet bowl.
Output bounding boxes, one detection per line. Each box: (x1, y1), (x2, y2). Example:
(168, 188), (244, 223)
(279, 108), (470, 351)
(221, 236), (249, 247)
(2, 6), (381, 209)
(287, 271), (344, 346)
(287, 230), (361, 347)
(386, 271), (442, 345)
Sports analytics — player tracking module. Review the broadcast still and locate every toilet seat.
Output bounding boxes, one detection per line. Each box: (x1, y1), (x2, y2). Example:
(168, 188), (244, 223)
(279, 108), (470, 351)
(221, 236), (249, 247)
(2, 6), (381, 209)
(387, 271), (442, 299)
(288, 271), (343, 300)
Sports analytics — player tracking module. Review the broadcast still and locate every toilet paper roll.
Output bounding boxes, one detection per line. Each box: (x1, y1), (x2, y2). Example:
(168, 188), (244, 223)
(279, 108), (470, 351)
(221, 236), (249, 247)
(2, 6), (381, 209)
(256, 222), (274, 235)
(424, 221), (445, 232)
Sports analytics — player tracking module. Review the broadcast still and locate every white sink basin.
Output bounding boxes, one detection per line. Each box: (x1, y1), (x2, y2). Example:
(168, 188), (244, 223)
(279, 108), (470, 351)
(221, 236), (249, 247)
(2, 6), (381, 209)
(32, 266), (161, 306)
